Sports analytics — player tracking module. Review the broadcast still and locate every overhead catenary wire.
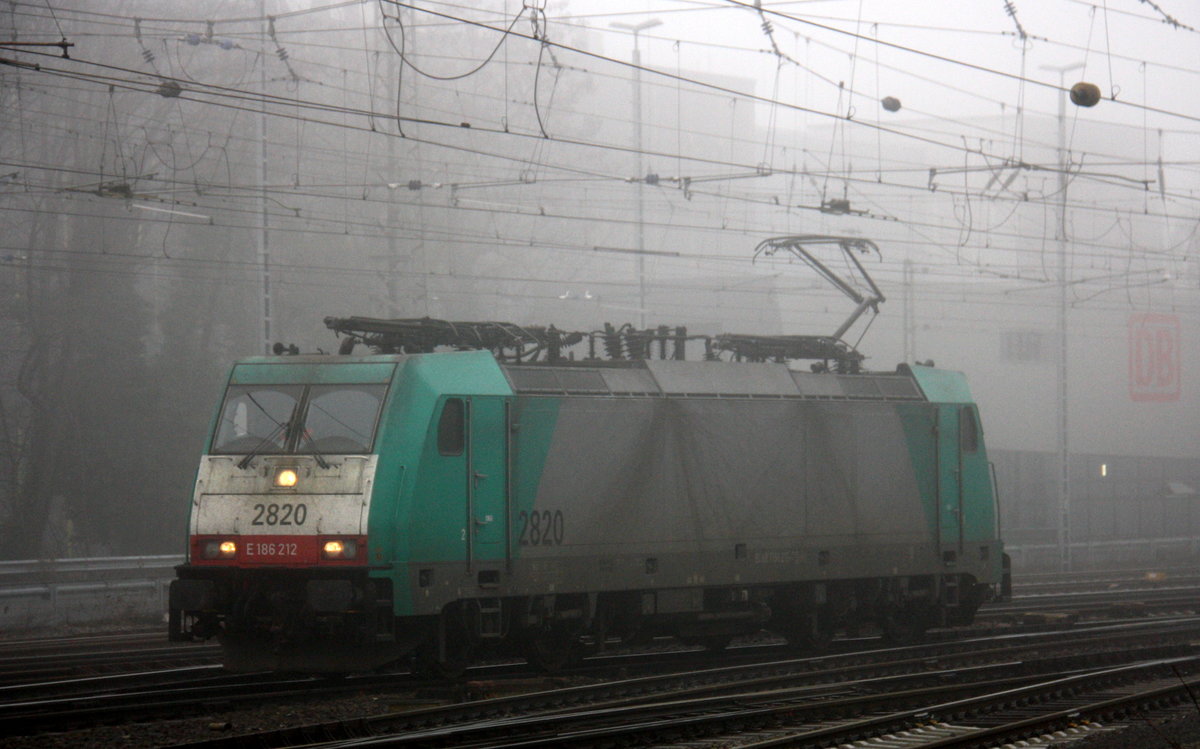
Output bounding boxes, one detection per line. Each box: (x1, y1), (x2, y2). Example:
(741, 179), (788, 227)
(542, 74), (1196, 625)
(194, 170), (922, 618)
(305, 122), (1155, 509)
(4, 76), (1195, 266)
(7, 0), (1190, 184)
(3, 169), (1192, 289)
(720, 0), (1200, 122)
(7, 142), (1195, 265)
(6, 40), (1193, 221)
(3, 0), (1195, 317)
(22, 45), (1199, 195)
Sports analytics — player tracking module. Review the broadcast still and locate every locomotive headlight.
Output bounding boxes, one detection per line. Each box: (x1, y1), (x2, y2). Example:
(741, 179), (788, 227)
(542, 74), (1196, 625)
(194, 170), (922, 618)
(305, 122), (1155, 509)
(202, 540), (237, 559)
(274, 468), (298, 487)
(322, 539), (358, 559)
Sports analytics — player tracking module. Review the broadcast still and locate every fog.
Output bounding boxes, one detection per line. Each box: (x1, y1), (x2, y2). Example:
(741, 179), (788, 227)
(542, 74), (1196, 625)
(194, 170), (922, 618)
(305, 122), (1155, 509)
(0, 1), (1196, 558)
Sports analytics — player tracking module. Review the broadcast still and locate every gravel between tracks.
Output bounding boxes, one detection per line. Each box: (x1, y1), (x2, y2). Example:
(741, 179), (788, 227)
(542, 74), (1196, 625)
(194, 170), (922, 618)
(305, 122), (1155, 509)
(3, 677), (586, 749)
(12, 680), (1200, 748)
(10, 619), (1200, 748)
(6, 688), (447, 748)
(1063, 711), (1200, 748)
(12, 683), (1200, 749)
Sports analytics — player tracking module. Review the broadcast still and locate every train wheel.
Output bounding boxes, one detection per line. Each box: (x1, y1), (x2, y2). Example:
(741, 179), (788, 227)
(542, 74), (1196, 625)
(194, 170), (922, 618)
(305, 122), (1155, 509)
(880, 604), (930, 645)
(167, 609), (190, 642)
(524, 628), (580, 673)
(411, 608), (472, 679)
(411, 637), (470, 679)
(693, 635), (733, 652)
(784, 615), (834, 653)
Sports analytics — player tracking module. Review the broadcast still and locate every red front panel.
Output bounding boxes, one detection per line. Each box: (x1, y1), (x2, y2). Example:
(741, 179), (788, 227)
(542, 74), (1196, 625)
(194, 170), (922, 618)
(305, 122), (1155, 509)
(190, 534), (367, 567)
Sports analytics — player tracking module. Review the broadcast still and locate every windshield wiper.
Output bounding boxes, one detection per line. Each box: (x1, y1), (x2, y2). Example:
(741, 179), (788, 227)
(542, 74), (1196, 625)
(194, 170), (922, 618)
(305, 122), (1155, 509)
(236, 419), (290, 470)
(236, 395), (299, 470)
(297, 429), (331, 470)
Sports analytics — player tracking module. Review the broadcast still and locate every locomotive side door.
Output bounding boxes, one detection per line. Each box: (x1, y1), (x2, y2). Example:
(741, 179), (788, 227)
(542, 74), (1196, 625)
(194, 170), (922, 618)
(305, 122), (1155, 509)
(467, 396), (509, 566)
(935, 405), (964, 557)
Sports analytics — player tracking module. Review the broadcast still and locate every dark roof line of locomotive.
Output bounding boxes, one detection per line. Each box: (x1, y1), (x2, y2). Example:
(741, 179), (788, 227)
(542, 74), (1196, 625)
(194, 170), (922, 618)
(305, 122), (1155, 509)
(500, 359), (928, 401)
(324, 316), (867, 373)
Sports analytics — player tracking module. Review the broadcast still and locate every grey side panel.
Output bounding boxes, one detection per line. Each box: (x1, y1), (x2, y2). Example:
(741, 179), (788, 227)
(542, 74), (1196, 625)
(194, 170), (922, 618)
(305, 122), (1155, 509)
(807, 403), (924, 538)
(528, 398), (928, 555)
(646, 360), (799, 395)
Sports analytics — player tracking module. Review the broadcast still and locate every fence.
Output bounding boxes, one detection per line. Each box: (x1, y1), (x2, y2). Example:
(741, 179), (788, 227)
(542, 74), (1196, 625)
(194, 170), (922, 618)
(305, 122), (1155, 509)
(0, 555), (182, 633)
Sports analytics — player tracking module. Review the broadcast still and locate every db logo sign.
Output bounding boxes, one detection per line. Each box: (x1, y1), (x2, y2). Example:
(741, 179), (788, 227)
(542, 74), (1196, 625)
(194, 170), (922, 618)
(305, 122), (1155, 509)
(1128, 314), (1180, 402)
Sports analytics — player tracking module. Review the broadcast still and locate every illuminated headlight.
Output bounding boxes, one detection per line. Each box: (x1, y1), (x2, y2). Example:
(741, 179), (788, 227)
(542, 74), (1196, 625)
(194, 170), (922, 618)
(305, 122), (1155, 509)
(202, 540), (237, 559)
(322, 539), (358, 559)
(274, 468), (298, 487)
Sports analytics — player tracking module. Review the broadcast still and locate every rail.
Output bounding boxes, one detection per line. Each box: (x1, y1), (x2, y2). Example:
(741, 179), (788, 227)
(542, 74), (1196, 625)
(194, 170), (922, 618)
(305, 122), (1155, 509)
(1006, 536), (1200, 571)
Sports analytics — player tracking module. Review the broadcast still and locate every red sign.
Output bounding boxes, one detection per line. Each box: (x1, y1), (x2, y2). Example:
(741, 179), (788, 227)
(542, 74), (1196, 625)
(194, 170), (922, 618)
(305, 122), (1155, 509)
(189, 534), (367, 567)
(1128, 314), (1180, 402)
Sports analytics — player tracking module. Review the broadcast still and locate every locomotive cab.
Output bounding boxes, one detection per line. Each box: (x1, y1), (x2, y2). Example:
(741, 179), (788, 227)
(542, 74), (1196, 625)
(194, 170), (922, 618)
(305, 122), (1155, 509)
(169, 358), (407, 671)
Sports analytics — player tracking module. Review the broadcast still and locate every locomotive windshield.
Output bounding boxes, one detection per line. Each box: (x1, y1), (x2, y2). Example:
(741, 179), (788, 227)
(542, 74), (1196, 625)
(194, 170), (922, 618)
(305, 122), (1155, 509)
(212, 383), (386, 455)
(301, 384), (386, 453)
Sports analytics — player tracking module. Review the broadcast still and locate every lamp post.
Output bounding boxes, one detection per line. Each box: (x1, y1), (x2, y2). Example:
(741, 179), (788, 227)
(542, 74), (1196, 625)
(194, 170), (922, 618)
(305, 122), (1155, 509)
(1040, 61), (1085, 572)
(611, 18), (661, 329)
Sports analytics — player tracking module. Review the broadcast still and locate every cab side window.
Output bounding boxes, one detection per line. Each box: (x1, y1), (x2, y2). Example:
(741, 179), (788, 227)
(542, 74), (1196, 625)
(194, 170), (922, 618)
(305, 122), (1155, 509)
(960, 406), (979, 454)
(438, 398), (465, 455)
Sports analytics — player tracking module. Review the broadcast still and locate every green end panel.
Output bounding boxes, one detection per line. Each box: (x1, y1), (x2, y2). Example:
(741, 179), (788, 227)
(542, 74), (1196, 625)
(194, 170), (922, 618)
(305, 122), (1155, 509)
(366, 351), (516, 615)
(230, 359), (398, 385)
(897, 403), (939, 534)
(909, 366), (974, 404)
(404, 351), (513, 397)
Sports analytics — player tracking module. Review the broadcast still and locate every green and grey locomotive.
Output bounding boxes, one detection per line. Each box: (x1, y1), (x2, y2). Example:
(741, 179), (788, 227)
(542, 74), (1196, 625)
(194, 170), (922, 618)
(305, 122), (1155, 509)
(169, 316), (1009, 675)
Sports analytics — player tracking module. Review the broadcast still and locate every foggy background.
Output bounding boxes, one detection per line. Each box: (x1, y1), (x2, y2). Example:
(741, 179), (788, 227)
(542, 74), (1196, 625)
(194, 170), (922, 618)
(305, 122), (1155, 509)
(0, 0), (1196, 559)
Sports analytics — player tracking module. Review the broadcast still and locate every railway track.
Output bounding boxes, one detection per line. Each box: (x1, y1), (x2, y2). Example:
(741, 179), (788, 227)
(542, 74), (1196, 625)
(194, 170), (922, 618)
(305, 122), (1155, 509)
(981, 583), (1200, 622)
(0, 636), (220, 687)
(4, 612), (1188, 723)
(148, 617), (1200, 748)
(3, 577), (1199, 747)
(1013, 566), (1200, 593)
(432, 657), (1199, 749)
(0, 571), (1189, 683)
(1, 578), (1192, 689)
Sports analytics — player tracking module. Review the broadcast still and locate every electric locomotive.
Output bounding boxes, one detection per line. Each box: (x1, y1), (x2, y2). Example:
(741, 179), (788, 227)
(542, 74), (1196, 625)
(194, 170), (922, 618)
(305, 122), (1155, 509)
(169, 317), (1009, 674)
(169, 237), (1009, 675)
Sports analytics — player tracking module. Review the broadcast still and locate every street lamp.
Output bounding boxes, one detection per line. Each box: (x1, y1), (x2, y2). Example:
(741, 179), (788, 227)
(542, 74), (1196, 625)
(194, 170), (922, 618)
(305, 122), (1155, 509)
(1039, 61), (1085, 572)
(611, 18), (661, 329)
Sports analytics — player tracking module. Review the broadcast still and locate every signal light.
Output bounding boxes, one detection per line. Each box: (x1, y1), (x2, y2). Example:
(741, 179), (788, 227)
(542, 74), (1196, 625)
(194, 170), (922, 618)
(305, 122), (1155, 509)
(202, 540), (237, 559)
(274, 468), (298, 487)
(322, 539), (358, 560)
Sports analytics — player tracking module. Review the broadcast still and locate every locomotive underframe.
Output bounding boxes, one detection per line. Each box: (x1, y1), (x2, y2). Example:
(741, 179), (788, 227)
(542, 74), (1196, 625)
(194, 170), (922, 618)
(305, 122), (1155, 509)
(169, 540), (1006, 673)
(397, 540), (1006, 672)
(169, 566), (419, 672)
(416, 574), (999, 675)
